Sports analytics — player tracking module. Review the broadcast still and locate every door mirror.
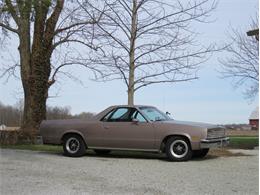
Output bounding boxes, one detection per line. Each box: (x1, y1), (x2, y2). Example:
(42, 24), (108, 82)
(132, 118), (139, 124)
(166, 111), (171, 116)
(166, 111), (174, 120)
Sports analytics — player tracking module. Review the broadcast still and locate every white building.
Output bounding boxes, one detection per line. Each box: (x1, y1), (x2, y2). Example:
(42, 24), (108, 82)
(0, 124), (7, 130)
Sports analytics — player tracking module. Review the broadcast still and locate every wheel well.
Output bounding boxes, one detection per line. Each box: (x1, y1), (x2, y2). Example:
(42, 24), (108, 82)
(160, 135), (191, 152)
(61, 133), (87, 147)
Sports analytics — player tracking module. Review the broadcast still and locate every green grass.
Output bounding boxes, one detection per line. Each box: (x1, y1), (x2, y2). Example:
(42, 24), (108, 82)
(229, 136), (259, 149)
(0, 144), (62, 153)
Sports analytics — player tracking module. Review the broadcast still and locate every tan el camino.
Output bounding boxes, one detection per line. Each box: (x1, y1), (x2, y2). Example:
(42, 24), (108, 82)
(40, 105), (229, 161)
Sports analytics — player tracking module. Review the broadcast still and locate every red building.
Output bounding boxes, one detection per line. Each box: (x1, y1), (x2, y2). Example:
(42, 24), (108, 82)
(249, 107), (259, 130)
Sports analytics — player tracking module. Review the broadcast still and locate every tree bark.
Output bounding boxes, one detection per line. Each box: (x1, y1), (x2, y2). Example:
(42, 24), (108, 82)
(128, 0), (137, 106)
(20, 46), (51, 140)
(127, 84), (134, 106)
(21, 85), (48, 139)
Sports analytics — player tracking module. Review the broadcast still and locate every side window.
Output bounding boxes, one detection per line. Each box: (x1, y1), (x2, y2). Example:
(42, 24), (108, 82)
(102, 110), (114, 121)
(110, 108), (129, 121)
(135, 112), (147, 122)
(102, 107), (147, 122)
(131, 110), (147, 122)
(103, 108), (132, 122)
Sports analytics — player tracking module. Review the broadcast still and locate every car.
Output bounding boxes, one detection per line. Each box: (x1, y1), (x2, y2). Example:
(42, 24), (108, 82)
(40, 105), (229, 161)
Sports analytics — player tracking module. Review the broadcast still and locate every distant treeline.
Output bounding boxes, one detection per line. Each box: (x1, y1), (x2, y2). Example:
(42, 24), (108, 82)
(0, 101), (95, 126)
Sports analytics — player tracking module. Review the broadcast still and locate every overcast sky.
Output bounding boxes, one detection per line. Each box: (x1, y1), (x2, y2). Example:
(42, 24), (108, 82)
(0, 0), (258, 124)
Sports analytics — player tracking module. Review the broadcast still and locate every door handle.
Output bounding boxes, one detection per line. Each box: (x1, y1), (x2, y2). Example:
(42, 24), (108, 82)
(104, 126), (109, 129)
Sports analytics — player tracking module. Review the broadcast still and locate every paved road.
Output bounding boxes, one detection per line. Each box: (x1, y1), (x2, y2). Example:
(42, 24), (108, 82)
(0, 149), (258, 195)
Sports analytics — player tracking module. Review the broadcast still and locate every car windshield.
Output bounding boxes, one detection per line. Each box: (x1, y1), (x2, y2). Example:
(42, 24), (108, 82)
(139, 107), (172, 121)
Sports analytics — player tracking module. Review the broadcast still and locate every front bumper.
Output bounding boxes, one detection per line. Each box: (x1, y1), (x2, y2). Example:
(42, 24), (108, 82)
(200, 137), (230, 148)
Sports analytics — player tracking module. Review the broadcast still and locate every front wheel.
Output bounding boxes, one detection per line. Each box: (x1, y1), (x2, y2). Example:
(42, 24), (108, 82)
(165, 136), (192, 162)
(63, 134), (86, 157)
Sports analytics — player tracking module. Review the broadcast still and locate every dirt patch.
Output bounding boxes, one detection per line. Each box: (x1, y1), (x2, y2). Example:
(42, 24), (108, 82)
(208, 148), (251, 157)
(226, 130), (258, 136)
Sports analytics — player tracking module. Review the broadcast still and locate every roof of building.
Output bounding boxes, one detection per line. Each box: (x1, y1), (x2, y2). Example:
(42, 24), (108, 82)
(249, 107), (259, 120)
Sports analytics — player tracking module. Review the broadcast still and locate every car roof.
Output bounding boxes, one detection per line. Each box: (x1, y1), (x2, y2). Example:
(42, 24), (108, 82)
(94, 105), (156, 120)
(109, 105), (155, 109)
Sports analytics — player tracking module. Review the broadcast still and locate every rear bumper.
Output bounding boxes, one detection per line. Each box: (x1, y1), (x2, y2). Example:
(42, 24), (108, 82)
(200, 137), (230, 148)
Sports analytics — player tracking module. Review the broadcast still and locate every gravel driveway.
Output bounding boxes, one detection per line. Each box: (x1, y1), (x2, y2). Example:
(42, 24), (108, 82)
(0, 148), (258, 195)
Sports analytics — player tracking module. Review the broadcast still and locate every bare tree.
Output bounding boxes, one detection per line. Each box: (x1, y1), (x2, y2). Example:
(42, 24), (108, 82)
(47, 106), (71, 120)
(220, 17), (259, 100)
(80, 0), (217, 105)
(0, 0), (103, 140)
(73, 112), (95, 119)
(0, 101), (21, 126)
(0, 101), (95, 125)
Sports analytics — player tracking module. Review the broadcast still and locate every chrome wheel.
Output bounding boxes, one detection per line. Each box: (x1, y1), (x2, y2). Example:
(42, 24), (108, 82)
(170, 140), (188, 159)
(66, 137), (80, 154)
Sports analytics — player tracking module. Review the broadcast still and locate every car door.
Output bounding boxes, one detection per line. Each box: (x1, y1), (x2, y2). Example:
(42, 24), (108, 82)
(101, 107), (156, 150)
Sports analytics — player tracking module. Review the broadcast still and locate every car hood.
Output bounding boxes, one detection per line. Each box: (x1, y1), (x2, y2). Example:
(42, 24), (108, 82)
(161, 120), (219, 129)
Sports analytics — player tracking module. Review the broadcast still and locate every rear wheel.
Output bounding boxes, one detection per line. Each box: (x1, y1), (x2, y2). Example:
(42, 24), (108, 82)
(192, 148), (209, 158)
(94, 149), (111, 155)
(63, 134), (86, 157)
(165, 136), (192, 162)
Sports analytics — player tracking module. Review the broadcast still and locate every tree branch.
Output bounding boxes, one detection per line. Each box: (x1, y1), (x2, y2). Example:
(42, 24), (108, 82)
(0, 22), (18, 34)
(134, 77), (198, 92)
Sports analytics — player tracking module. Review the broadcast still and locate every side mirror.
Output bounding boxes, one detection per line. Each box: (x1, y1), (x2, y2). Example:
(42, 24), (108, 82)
(166, 111), (171, 116)
(132, 118), (139, 124)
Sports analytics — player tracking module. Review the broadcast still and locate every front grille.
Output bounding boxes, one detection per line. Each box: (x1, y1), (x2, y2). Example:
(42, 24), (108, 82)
(207, 128), (226, 139)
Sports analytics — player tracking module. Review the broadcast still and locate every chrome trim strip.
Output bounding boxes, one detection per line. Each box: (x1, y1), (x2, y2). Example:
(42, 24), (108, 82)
(88, 146), (159, 152)
(200, 137), (230, 148)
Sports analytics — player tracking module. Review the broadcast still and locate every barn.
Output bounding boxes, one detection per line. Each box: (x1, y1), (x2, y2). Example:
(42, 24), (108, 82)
(249, 107), (259, 130)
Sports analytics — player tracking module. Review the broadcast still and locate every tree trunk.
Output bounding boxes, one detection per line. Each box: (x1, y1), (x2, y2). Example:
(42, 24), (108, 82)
(21, 76), (49, 140)
(19, 26), (52, 140)
(128, 0), (137, 106)
(20, 54), (51, 141)
(19, 0), (63, 141)
(127, 82), (134, 106)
